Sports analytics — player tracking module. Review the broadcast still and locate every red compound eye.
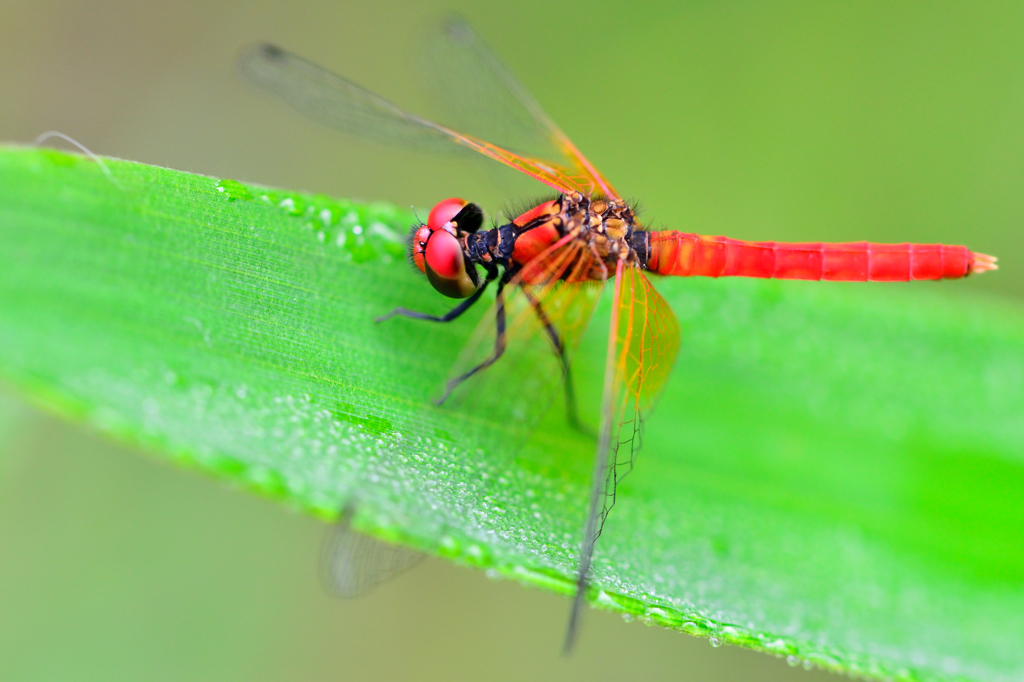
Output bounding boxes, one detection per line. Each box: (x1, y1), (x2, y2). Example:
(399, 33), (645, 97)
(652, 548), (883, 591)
(411, 225), (432, 274)
(423, 229), (477, 298)
(408, 198), (479, 297)
(427, 197), (468, 231)
(424, 229), (464, 280)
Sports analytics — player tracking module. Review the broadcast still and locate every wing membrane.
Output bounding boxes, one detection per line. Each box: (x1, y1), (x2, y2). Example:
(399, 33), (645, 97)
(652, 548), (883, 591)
(439, 236), (604, 443)
(423, 18), (619, 199)
(603, 266), (681, 528)
(564, 262), (681, 651)
(322, 504), (426, 597)
(238, 42), (608, 197)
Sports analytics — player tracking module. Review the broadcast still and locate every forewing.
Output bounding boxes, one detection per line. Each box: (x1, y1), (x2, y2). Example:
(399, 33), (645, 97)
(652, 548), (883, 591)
(421, 18), (568, 163)
(238, 42), (599, 196)
(422, 18), (618, 200)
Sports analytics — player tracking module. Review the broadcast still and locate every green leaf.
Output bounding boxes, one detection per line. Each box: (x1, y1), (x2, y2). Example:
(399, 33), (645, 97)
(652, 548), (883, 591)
(1, 145), (1022, 681)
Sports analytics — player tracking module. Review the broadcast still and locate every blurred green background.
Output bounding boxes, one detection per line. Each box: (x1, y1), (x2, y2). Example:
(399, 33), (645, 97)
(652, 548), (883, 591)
(1, 1), (1022, 680)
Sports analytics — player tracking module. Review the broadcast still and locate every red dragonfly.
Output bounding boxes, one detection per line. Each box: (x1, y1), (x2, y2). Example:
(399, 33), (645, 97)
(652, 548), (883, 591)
(238, 20), (996, 650)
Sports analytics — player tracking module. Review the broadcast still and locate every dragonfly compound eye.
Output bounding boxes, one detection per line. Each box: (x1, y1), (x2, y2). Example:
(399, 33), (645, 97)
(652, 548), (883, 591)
(411, 225), (432, 274)
(423, 228), (478, 298)
(427, 197), (469, 231)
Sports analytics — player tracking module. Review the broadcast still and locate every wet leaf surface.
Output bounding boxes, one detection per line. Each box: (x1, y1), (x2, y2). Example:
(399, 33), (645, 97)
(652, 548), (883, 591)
(1, 146), (1022, 681)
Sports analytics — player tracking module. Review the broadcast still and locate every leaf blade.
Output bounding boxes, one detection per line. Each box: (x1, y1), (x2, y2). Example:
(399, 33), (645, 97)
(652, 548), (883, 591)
(1, 145), (1022, 681)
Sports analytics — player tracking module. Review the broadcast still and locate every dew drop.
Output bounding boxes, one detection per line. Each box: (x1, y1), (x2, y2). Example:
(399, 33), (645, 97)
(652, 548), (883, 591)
(787, 655), (799, 667)
(214, 178), (252, 202)
(709, 637), (722, 648)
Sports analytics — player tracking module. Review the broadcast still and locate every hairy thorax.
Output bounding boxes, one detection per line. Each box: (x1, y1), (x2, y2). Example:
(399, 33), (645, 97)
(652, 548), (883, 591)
(503, 193), (641, 284)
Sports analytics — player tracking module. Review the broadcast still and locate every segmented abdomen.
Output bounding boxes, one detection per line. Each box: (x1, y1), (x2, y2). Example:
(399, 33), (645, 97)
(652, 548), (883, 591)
(644, 232), (996, 281)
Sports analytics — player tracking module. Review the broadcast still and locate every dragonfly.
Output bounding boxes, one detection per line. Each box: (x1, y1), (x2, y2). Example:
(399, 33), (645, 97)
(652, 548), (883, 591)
(237, 20), (997, 652)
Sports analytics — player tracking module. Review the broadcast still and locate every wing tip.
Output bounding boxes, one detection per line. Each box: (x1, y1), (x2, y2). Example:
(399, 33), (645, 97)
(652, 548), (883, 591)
(440, 13), (473, 42)
(247, 42), (286, 62)
(259, 42), (285, 59)
(237, 41), (286, 67)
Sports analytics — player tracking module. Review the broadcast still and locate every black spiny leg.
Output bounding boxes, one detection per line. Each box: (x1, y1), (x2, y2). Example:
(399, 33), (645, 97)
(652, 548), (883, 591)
(375, 276), (492, 324)
(435, 281), (508, 405)
(522, 289), (591, 435)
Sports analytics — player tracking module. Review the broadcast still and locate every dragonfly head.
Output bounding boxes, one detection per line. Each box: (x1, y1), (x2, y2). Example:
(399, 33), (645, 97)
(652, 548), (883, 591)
(411, 198), (484, 298)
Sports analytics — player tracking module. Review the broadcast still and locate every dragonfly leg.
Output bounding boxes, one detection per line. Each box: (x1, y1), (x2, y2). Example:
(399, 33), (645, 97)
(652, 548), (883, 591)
(521, 289), (592, 435)
(375, 275), (492, 324)
(435, 281), (507, 405)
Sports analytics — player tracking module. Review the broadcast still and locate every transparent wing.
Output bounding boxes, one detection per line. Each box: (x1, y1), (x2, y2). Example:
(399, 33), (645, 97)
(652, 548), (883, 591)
(238, 42), (611, 197)
(422, 17), (619, 200)
(601, 266), (681, 531)
(440, 238), (605, 443)
(564, 261), (681, 651)
(322, 505), (426, 598)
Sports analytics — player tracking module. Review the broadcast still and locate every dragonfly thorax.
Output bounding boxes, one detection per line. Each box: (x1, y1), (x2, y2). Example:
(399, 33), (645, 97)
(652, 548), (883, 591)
(504, 193), (641, 284)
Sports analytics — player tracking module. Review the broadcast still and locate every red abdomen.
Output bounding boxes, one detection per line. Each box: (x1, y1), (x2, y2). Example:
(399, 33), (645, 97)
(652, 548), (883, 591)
(645, 232), (997, 281)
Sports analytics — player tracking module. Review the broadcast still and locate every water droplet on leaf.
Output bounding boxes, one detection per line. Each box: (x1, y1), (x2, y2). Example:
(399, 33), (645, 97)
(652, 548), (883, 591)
(214, 179), (252, 202)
